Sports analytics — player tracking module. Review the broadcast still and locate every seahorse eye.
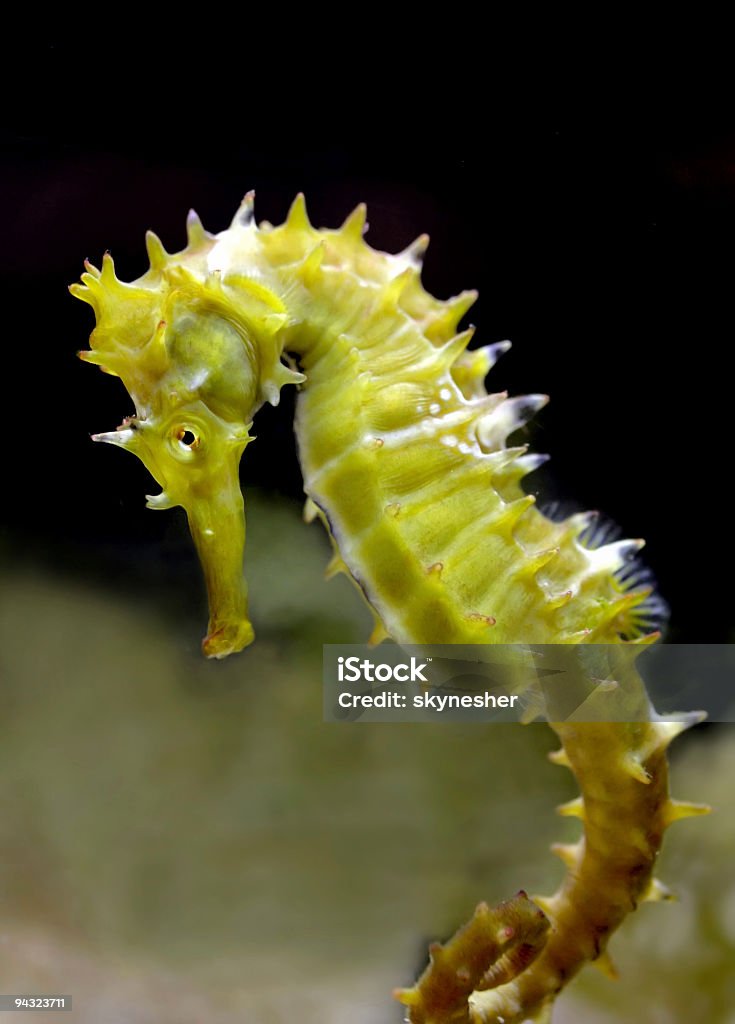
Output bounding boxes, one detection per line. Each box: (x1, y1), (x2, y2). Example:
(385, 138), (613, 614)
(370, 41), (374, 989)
(176, 427), (200, 449)
(170, 424), (202, 457)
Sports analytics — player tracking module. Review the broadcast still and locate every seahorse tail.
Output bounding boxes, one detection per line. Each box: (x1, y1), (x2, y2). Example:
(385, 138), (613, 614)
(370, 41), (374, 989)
(394, 892), (549, 1024)
(397, 704), (709, 1024)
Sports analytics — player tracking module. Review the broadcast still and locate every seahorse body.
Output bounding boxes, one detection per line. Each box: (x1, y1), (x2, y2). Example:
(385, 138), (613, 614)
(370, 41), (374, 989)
(72, 194), (707, 1022)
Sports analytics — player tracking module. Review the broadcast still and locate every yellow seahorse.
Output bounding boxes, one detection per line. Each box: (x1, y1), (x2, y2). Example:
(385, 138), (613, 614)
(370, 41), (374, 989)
(71, 193), (708, 1023)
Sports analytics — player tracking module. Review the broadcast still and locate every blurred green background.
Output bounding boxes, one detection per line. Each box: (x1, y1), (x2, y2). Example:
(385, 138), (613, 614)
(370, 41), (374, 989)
(0, 492), (731, 1023)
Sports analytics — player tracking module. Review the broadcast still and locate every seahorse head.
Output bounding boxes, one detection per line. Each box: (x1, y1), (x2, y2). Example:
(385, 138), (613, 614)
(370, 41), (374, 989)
(70, 201), (303, 657)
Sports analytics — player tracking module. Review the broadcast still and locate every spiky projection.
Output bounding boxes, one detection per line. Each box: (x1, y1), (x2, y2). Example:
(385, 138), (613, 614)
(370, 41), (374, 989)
(72, 194), (708, 1021)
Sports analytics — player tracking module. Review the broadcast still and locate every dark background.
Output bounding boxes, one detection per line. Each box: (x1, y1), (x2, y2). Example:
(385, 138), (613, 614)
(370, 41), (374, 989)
(2, 128), (732, 642)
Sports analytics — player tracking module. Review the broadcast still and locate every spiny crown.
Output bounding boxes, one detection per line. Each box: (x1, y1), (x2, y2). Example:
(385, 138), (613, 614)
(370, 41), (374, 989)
(70, 192), (304, 418)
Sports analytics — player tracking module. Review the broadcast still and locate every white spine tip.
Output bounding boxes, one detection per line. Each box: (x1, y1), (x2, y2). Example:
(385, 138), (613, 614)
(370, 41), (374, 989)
(487, 339), (512, 364)
(91, 428), (135, 448)
(403, 233), (430, 264)
(237, 191), (256, 226)
(145, 491), (175, 510)
(186, 208), (208, 244)
(518, 452), (550, 473)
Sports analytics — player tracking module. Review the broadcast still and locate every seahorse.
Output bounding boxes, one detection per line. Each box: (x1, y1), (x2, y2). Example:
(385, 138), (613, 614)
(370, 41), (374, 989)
(71, 193), (708, 1022)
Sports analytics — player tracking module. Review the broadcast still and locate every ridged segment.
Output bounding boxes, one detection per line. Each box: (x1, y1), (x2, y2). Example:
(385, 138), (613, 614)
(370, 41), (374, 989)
(394, 893), (549, 1024)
